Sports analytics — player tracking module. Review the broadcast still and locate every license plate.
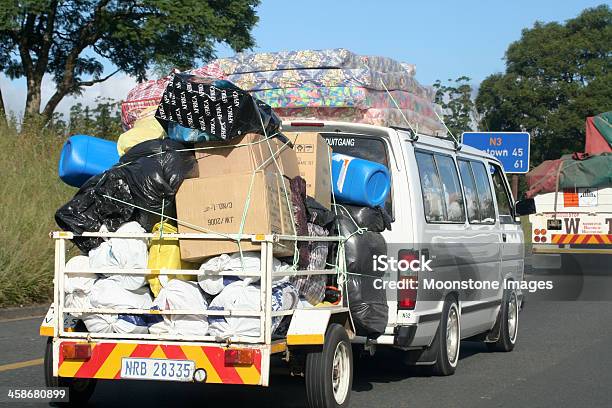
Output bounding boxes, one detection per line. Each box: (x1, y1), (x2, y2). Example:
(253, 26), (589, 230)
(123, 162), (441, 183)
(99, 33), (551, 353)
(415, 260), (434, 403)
(121, 358), (195, 381)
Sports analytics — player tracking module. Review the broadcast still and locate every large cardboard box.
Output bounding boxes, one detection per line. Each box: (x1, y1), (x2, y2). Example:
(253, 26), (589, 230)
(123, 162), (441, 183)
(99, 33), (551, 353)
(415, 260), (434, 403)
(194, 133), (300, 179)
(176, 171), (295, 261)
(286, 132), (332, 208)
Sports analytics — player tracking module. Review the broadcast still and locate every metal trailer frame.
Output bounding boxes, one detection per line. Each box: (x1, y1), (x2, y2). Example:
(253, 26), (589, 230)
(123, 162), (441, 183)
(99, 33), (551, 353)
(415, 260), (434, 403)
(46, 230), (352, 386)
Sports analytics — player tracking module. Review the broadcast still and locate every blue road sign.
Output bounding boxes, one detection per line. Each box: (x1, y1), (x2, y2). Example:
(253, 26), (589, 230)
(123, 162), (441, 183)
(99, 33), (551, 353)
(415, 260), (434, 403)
(461, 132), (530, 174)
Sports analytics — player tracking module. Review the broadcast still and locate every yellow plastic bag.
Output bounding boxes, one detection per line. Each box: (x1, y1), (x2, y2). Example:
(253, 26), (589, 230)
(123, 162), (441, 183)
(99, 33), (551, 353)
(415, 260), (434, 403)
(117, 106), (166, 156)
(147, 222), (196, 296)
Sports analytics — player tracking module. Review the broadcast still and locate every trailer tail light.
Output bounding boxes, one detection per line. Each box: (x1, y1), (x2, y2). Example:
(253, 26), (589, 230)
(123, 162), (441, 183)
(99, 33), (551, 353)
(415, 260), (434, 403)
(61, 342), (92, 360)
(224, 349), (254, 366)
(540, 236), (547, 243)
(534, 236), (541, 243)
(290, 121), (324, 127)
(397, 249), (419, 310)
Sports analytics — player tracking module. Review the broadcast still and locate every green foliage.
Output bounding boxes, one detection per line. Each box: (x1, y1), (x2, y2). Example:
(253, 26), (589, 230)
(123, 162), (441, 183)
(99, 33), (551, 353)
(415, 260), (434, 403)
(476, 5), (612, 164)
(0, 0), (260, 123)
(0, 124), (73, 307)
(45, 97), (123, 140)
(433, 76), (476, 138)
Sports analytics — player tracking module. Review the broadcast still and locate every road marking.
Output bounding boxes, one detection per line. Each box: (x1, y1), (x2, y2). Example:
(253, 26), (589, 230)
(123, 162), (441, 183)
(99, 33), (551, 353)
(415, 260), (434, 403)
(0, 315), (45, 323)
(0, 358), (44, 372)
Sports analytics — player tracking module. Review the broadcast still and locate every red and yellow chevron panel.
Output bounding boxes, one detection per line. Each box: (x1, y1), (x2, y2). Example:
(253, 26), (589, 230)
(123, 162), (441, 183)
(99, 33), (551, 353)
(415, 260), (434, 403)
(57, 342), (262, 385)
(551, 234), (612, 245)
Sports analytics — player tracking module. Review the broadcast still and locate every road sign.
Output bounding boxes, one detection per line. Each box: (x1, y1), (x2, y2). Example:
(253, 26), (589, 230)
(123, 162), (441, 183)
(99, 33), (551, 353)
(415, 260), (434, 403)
(461, 132), (530, 174)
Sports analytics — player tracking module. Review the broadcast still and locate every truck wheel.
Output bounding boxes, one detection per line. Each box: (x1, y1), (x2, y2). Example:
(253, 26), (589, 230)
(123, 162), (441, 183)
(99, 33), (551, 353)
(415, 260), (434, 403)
(487, 290), (519, 352)
(430, 298), (460, 376)
(305, 323), (353, 408)
(44, 338), (97, 406)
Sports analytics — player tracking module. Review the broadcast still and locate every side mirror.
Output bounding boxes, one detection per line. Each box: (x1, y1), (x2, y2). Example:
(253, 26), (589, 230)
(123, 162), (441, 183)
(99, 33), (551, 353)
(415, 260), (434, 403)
(515, 198), (536, 216)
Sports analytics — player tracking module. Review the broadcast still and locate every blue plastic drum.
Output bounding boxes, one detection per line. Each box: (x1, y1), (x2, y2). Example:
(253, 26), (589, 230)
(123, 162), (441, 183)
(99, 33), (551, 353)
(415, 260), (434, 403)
(58, 135), (119, 187)
(331, 153), (391, 207)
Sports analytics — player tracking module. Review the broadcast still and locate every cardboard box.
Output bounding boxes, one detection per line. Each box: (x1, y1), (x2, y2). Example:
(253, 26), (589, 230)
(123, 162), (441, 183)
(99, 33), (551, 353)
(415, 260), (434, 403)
(194, 133), (300, 179)
(285, 132), (332, 208)
(176, 171), (295, 261)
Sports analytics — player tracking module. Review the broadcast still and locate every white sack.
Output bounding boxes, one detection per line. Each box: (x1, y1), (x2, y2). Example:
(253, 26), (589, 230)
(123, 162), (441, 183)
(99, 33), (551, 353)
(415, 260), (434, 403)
(198, 252), (292, 295)
(64, 255), (97, 294)
(208, 280), (299, 338)
(89, 278), (153, 310)
(149, 280), (209, 336)
(88, 222), (148, 290)
(82, 313), (149, 334)
(65, 291), (92, 318)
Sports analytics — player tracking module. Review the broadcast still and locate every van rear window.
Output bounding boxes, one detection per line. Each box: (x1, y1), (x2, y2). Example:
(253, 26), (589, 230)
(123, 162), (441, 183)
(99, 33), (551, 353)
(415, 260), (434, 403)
(321, 134), (390, 169)
(321, 133), (392, 214)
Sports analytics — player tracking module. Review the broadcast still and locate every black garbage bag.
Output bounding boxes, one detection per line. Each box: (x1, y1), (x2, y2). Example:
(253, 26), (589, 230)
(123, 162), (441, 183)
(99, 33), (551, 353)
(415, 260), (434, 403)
(336, 215), (387, 278)
(338, 204), (392, 232)
(346, 274), (388, 339)
(155, 74), (281, 142)
(55, 139), (196, 251)
(55, 171), (136, 252)
(305, 196), (336, 227)
(118, 139), (196, 230)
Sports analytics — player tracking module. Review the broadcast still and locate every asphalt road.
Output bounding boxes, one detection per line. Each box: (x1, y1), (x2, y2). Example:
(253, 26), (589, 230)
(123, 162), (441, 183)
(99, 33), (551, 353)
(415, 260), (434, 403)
(1, 267), (612, 407)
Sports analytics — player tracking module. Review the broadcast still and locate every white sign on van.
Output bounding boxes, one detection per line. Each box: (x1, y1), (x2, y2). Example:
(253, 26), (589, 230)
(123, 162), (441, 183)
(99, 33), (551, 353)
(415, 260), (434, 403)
(578, 188), (598, 207)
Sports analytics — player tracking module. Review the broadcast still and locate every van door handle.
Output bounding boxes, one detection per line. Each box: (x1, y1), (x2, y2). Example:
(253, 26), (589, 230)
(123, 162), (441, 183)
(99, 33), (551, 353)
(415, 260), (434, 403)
(502, 233), (507, 242)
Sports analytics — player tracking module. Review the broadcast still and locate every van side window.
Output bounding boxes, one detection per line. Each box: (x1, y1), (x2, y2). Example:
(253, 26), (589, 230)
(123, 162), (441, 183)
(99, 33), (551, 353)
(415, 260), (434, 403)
(433, 155), (466, 223)
(470, 161), (496, 224)
(415, 151), (446, 222)
(490, 163), (514, 223)
(415, 151), (465, 223)
(458, 160), (480, 223)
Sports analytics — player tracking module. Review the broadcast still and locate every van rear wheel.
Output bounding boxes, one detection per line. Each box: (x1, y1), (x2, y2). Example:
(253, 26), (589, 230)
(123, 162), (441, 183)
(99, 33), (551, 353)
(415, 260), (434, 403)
(429, 298), (460, 376)
(487, 290), (518, 352)
(305, 323), (353, 408)
(44, 337), (97, 406)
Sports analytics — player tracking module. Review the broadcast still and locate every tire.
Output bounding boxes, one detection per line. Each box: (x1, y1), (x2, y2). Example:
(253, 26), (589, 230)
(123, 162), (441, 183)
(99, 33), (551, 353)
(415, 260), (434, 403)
(44, 338), (97, 406)
(305, 324), (353, 408)
(429, 298), (460, 376)
(487, 289), (519, 352)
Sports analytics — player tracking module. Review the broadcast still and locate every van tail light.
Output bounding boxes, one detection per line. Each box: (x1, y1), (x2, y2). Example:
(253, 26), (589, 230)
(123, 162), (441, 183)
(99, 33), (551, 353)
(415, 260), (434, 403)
(397, 249), (419, 310)
(61, 342), (92, 360)
(224, 349), (254, 366)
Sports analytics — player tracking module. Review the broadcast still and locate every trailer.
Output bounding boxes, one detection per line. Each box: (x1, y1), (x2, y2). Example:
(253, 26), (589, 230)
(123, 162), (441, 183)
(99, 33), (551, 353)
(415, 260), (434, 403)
(40, 230), (354, 408)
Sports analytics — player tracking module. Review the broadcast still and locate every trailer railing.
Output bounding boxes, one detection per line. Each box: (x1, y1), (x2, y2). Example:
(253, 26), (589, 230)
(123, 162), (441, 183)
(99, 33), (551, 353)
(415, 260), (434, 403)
(51, 231), (347, 345)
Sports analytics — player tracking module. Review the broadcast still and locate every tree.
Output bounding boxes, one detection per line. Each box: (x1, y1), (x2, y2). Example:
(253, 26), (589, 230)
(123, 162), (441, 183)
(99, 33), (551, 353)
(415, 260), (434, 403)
(476, 5), (612, 165)
(0, 0), (259, 127)
(433, 76), (476, 139)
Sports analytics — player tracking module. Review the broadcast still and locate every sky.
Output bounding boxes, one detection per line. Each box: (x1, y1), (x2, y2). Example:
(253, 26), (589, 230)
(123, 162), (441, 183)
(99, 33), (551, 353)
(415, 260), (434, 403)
(1, 0), (607, 118)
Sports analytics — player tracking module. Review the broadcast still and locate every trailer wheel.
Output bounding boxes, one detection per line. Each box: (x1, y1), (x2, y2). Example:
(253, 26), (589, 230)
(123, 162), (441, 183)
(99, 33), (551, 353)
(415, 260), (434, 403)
(305, 323), (353, 408)
(487, 289), (519, 352)
(44, 338), (97, 406)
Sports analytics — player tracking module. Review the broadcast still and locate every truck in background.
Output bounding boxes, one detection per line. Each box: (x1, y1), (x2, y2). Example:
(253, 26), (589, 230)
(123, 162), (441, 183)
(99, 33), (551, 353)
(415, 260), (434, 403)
(527, 112), (612, 270)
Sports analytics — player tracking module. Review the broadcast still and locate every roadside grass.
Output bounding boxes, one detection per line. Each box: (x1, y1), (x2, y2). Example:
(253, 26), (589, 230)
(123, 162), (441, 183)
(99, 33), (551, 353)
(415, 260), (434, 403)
(0, 126), (74, 307)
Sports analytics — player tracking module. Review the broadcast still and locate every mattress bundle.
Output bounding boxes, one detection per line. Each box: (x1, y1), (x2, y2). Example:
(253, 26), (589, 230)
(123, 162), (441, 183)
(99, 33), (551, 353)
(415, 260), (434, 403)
(213, 48), (445, 135)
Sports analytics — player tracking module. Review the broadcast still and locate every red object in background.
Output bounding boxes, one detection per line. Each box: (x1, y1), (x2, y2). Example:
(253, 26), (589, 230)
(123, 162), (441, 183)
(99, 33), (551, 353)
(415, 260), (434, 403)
(585, 117), (612, 155)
